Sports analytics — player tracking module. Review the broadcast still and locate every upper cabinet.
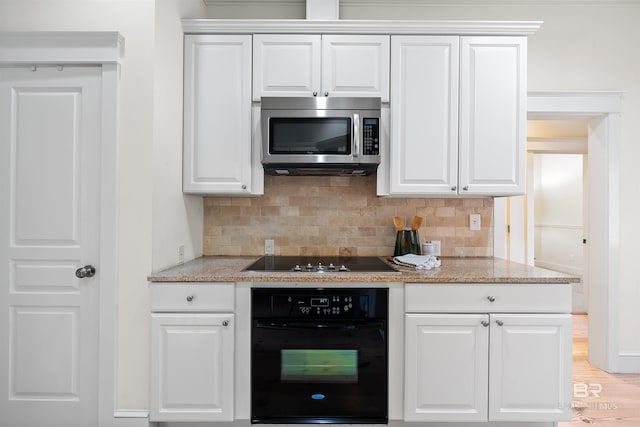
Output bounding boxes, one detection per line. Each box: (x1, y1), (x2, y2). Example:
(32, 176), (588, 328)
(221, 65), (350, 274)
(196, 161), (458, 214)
(459, 37), (526, 196)
(388, 35), (526, 196)
(181, 20), (539, 197)
(390, 36), (460, 195)
(253, 34), (390, 101)
(183, 34), (263, 195)
(252, 34), (321, 99)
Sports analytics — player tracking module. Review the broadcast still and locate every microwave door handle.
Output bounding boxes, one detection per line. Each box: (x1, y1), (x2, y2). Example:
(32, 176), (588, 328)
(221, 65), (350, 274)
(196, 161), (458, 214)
(352, 113), (360, 157)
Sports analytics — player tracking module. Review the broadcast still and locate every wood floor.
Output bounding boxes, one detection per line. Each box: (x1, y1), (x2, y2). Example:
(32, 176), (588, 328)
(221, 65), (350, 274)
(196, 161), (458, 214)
(559, 315), (640, 426)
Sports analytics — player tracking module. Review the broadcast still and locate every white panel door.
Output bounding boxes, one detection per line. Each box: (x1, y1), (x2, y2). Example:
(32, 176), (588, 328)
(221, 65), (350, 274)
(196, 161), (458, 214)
(150, 313), (235, 422)
(489, 314), (572, 422)
(459, 37), (526, 195)
(253, 34), (321, 100)
(404, 313), (489, 422)
(390, 36), (459, 195)
(322, 35), (390, 101)
(0, 66), (101, 426)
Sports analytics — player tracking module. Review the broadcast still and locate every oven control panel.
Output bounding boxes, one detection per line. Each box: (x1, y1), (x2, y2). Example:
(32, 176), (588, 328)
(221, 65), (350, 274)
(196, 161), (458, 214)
(252, 288), (388, 319)
(272, 294), (365, 317)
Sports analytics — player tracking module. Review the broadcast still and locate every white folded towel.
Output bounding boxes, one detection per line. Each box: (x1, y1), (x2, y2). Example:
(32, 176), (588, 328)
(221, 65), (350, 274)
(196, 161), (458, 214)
(393, 254), (441, 270)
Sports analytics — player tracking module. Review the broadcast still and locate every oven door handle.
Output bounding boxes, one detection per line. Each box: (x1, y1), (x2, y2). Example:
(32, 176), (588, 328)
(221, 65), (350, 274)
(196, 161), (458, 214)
(255, 320), (384, 330)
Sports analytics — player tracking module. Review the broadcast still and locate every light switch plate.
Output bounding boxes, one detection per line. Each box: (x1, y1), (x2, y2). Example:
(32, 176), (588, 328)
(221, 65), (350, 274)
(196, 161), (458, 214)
(265, 239), (275, 255)
(470, 214), (481, 231)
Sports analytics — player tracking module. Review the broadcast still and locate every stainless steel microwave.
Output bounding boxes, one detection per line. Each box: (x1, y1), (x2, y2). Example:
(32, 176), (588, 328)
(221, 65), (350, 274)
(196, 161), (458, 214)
(260, 97), (381, 176)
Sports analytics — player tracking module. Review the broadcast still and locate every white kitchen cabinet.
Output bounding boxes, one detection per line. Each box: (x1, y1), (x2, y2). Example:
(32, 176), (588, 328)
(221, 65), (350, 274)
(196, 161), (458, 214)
(405, 314), (489, 422)
(150, 283), (235, 422)
(489, 314), (573, 422)
(183, 34), (261, 195)
(459, 37), (527, 195)
(389, 36), (459, 195)
(404, 284), (572, 423)
(252, 34), (321, 99)
(253, 34), (390, 101)
(388, 36), (526, 196)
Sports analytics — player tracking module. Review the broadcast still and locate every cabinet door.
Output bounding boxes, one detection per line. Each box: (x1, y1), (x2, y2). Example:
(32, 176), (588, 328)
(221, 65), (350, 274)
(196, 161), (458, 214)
(489, 314), (572, 422)
(150, 313), (234, 422)
(390, 36), (459, 195)
(459, 36), (526, 195)
(322, 35), (390, 101)
(253, 34), (321, 100)
(405, 314), (489, 422)
(183, 35), (255, 194)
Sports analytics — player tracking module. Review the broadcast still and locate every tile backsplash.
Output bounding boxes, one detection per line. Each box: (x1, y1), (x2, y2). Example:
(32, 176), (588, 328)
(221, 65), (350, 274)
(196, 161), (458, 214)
(203, 175), (494, 257)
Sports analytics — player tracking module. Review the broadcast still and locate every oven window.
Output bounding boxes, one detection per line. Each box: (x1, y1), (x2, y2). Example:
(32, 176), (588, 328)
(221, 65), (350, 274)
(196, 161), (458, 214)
(269, 118), (351, 154)
(281, 349), (358, 383)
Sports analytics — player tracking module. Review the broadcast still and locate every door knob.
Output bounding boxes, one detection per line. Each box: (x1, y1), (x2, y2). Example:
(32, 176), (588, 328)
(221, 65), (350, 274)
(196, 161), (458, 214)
(75, 265), (96, 278)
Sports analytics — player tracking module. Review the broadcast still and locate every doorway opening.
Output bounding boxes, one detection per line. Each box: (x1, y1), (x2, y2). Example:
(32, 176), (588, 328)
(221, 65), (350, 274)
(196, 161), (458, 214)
(495, 91), (629, 373)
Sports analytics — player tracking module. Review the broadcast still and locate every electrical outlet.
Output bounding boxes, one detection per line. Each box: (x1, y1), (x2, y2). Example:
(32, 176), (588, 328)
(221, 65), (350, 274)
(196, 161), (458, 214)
(470, 214), (481, 231)
(177, 245), (185, 264)
(265, 239), (275, 255)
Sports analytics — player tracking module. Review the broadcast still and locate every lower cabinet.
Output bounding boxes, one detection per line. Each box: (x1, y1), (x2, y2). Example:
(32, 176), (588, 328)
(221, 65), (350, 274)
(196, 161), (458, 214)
(150, 283), (235, 422)
(404, 285), (573, 423)
(150, 313), (234, 422)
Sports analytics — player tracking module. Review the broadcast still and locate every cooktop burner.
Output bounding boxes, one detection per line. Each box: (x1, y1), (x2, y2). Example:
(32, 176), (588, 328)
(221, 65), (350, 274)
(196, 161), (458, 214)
(243, 256), (399, 273)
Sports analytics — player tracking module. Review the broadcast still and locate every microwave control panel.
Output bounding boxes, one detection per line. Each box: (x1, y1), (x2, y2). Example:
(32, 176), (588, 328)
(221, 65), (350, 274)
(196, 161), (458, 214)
(362, 118), (380, 156)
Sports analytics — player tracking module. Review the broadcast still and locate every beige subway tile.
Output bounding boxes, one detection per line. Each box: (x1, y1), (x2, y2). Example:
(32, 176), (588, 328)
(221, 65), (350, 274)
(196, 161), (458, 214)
(462, 198), (486, 208)
(231, 198), (252, 207)
(435, 206), (456, 217)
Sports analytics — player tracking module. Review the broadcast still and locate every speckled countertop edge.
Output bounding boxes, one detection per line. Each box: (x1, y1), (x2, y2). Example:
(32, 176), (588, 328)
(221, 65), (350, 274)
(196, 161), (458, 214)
(148, 256), (581, 284)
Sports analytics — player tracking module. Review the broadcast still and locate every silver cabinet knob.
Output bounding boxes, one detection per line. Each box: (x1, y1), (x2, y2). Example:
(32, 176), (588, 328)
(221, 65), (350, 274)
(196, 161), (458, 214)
(75, 265), (96, 278)
(186, 295), (195, 303)
(451, 186), (457, 192)
(487, 296), (496, 302)
(463, 186), (469, 191)
(222, 320), (229, 327)
(495, 320), (504, 326)
(481, 320), (489, 327)
(312, 91), (318, 96)
(241, 184), (247, 190)
(324, 91), (329, 97)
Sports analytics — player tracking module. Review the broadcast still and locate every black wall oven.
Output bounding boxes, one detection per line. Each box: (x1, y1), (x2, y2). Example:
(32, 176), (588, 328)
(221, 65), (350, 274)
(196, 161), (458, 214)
(251, 288), (388, 424)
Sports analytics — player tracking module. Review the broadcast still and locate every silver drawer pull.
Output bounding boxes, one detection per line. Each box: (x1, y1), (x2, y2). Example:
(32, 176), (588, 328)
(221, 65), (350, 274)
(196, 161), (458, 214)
(487, 296), (496, 302)
(186, 295), (195, 303)
(495, 320), (504, 326)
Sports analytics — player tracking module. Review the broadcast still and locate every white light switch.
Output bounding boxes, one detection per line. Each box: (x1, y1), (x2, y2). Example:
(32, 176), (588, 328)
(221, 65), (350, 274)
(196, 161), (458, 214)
(470, 214), (481, 231)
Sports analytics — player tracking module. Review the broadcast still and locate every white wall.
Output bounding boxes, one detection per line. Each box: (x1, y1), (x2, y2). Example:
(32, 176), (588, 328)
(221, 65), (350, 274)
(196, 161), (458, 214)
(152, 2), (205, 271)
(534, 153), (586, 311)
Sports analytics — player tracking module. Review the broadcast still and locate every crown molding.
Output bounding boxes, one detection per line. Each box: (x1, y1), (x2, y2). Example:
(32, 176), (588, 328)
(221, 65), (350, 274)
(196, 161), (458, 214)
(0, 32), (124, 64)
(182, 19), (543, 35)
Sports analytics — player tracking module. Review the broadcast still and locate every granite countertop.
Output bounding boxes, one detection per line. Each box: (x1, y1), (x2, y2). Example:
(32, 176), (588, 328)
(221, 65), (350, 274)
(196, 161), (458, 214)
(148, 256), (580, 284)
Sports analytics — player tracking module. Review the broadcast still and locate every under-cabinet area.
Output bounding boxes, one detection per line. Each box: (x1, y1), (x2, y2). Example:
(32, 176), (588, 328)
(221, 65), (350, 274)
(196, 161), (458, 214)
(148, 257), (576, 427)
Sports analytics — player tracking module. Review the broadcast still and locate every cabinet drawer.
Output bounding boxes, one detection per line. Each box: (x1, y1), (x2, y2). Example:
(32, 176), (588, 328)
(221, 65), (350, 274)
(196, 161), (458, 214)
(405, 283), (571, 313)
(151, 283), (234, 312)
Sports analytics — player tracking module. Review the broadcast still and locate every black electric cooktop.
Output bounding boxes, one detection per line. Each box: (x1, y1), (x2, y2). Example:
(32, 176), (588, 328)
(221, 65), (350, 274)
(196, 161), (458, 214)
(243, 255), (399, 273)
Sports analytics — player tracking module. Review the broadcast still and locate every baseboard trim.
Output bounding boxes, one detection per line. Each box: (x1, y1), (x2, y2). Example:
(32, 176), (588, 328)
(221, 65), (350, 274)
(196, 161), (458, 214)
(616, 352), (640, 373)
(114, 411), (149, 418)
(106, 411), (149, 427)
